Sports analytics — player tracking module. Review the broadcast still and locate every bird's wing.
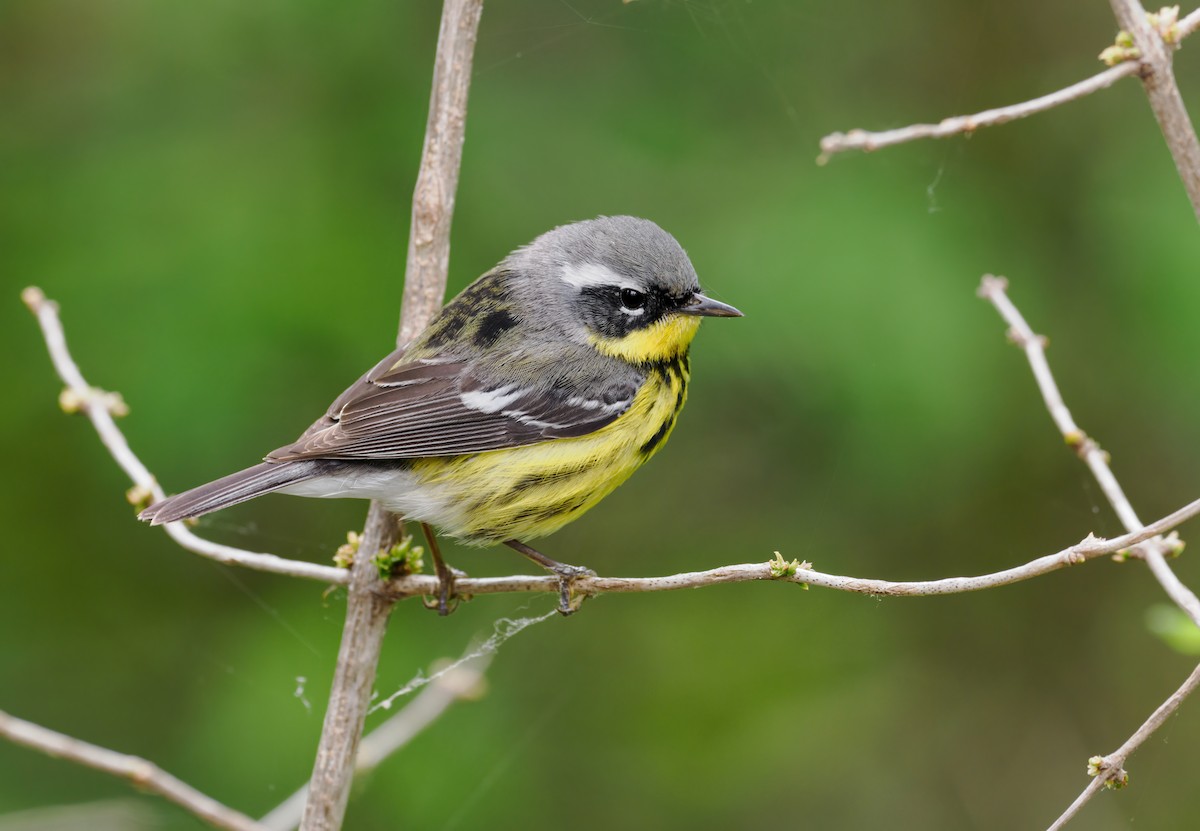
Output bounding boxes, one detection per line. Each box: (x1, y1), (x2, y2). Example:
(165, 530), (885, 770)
(267, 351), (640, 461)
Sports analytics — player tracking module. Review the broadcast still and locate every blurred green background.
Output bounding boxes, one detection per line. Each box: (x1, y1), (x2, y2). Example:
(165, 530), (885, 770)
(3, 1), (1200, 828)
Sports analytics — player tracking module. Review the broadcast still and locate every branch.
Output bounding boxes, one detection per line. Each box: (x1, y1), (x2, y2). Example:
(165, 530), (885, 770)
(299, 2), (484, 829)
(818, 5), (1200, 170)
(977, 275), (1200, 628)
(819, 62), (1139, 159)
(1109, 0), (1200, 220)
(397, 0), (482, 347)
(374, 493), (1200, 601)
(976, 275), (1200, 829)
(300, 504), (402, 831)
(0, 709), (265, 831)
(21, 287), (349, 587)
(1047, 659), (1200, 830)
(260, 655), (489, 831)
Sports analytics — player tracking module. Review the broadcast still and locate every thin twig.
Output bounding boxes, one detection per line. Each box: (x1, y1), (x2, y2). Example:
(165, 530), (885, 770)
(1184, 7), (1200, 38)
(977, 275), (1200, 628)
(819, 62), (1138, 159)
(380, 493), (1200, 599)
(818, 5), (1200, 163)
(260, 656), (489, 831)
(21, 287), (350, 586)
(1142, 550), (1200, 626)
(1047, 660), (1200, 830)
(0, 709), (266, 831)
(1109, 0), (1200, 220)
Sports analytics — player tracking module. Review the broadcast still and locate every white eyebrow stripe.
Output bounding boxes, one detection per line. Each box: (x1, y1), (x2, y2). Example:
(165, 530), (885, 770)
(560, 262), (642, 291)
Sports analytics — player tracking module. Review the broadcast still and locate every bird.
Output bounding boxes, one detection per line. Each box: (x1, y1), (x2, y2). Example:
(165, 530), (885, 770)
(140, 216), (742, 613)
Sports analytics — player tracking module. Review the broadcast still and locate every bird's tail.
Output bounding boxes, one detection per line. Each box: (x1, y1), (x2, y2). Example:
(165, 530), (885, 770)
(139, 460), (322, 525)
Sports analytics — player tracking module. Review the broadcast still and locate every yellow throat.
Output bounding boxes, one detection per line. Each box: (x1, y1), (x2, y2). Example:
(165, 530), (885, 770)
(588, 313), (701, 364)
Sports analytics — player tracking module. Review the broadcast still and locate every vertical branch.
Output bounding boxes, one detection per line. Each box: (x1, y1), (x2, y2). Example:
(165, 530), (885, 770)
(300, 1), (484, 829)
(399, 0), (484, 346)
(301, 505), (401, 831)
(1108, 0), (1200, 220)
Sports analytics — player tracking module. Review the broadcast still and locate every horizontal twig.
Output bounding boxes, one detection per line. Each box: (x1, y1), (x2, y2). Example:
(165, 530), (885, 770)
(383, 494), (1200, 600)
(0, 708), (265, 831)
(819, 63), (1138, 158)
(818, 5), (1200, 159)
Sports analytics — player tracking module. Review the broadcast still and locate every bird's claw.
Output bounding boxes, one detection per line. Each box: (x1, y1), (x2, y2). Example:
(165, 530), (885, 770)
(551, 565), (595, 616)
(423, 565), (468, 616)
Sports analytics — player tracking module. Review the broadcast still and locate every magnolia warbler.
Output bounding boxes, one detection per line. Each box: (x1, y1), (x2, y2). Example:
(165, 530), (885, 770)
(141, 216), (742, 612)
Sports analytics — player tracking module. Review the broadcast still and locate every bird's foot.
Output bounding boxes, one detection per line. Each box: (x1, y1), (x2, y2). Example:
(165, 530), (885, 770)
(422, 564), (468, 616)
(504, 539), (594, 616)
(547, 563), (596, 616)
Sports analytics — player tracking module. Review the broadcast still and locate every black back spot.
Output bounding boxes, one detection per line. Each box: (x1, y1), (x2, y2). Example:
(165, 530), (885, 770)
(474, 309), (517, 348)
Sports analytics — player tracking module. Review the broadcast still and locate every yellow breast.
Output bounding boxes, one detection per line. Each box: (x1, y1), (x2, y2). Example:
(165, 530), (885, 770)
(409, 354), (690, 544)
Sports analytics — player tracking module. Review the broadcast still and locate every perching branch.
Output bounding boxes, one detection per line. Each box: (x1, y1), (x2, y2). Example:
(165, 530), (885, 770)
(299, 2), (484, 830)
(820, 5), (1200, 221)
(0, 709), (266, 831)
(382, 498), (1200, 599)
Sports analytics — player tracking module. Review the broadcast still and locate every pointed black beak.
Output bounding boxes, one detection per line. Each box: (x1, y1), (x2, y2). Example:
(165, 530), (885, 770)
(678, 292), (743, 318)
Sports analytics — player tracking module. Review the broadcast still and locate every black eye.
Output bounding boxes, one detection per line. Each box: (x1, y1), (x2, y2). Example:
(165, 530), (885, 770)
(620, 288), (647, 310)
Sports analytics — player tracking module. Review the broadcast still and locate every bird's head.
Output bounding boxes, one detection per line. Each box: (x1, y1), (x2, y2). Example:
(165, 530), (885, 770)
(508, 216), (742, 365)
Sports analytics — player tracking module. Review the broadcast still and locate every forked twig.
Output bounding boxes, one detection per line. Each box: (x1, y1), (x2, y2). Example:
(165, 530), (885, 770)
(976, 275), (1200, 829)
(977, 275), (1200, 627)
(0, 709), (266, 831)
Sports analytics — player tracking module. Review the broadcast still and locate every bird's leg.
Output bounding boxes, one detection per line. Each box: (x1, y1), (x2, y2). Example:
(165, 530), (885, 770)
(504, 539), (595, 615)
(421, 522), (460, 616)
